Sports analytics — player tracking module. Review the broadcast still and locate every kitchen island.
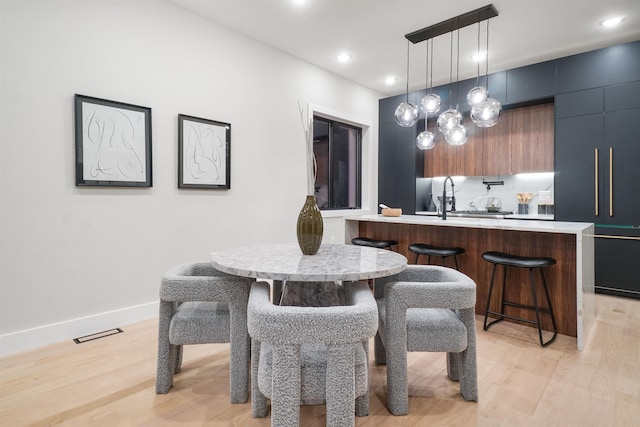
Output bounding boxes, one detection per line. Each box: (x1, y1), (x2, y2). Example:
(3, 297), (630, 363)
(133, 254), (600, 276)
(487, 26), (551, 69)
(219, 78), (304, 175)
(345, 214), (595, 349)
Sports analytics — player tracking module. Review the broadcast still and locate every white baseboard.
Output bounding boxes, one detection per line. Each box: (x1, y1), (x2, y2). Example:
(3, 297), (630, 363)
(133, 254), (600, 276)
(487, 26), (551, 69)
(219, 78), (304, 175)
(0, 301), (159, 357)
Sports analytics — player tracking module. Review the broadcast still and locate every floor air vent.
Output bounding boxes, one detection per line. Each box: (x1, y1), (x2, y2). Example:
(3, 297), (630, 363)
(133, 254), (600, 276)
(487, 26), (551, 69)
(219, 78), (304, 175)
(73, 328), (123, 344)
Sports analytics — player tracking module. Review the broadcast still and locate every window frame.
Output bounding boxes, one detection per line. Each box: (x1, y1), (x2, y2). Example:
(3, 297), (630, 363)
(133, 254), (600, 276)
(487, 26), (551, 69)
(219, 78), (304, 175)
(307, 103), (374, 218)
(313, 115), (362, 211)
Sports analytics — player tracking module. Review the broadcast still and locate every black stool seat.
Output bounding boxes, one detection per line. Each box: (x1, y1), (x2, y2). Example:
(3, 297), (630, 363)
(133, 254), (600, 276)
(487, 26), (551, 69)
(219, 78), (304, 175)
(482, 251), (556, 269)
(408, 243), (465, 270)
(409, 244), (465, 258)
(482, 250), (558, 347)
(351, 237), (398, 250)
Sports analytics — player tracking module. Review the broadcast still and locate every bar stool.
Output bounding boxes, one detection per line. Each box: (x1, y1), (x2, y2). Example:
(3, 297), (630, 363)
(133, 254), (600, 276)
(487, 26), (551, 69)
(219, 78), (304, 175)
(351, 237), (398, 251)
(408, 243), (465, 270)
(482, 251), (558, 347)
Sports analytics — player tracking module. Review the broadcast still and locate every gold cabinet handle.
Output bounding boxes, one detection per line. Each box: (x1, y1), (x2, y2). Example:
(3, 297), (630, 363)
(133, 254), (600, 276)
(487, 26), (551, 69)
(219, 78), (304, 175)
(609, 147), (613, 217)
(595, 148), (599, 216)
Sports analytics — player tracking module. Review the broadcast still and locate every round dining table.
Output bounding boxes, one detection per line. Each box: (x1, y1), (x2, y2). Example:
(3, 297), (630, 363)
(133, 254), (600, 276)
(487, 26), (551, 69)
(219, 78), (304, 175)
(211, 243), (407, 305)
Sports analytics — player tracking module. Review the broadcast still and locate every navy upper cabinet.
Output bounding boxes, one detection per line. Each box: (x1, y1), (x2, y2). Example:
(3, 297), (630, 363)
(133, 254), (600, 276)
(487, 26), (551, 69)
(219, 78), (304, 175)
(487, 71), (507, 104)
(555, 87), (603, 118)
(506, 60), (556, 104)
(605, 80), (640, 112)
(379, 94), (405, 125)
(556, 40), (640, 93)
(378, 122), (418, 214)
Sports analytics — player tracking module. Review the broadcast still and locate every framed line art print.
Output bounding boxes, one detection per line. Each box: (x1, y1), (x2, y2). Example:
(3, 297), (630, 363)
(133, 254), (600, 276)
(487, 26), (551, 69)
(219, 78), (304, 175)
(74, 94), (152, 187)
(178, 114), (231, 189)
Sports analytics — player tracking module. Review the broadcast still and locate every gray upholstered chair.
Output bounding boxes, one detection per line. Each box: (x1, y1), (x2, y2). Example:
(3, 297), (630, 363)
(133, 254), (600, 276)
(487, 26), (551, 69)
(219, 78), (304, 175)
(374, 265), (478, 415)
(247, 280), (378, 427)
(155, 262), (252, 403)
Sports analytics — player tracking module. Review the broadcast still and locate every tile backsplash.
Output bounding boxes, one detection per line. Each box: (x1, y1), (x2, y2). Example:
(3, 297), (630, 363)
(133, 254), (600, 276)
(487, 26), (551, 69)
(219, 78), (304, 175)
(418, 173), (554, 214)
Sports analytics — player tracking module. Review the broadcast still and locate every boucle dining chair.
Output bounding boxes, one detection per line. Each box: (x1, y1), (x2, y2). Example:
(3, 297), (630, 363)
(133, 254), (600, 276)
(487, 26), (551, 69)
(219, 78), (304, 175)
(247, 280), (378, 427)
(374, 265), (478, 415)
(155, 261), (253, 403)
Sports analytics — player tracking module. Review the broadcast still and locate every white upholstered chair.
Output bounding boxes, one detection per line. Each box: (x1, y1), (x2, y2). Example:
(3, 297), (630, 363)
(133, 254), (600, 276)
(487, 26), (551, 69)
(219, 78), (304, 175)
(374, 265), (478, 415)
(248, 280), (378, 427)
(155, 262), (252, 403)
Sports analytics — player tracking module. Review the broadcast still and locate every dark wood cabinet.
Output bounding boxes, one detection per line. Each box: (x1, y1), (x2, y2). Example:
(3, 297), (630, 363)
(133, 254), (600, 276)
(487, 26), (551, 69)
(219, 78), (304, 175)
(481, 109), (511, 176)
(423, 120), (456, 177)
(423, 104), (554, 177)
(456, 122), (484, 176)
(510, 103), (554, 173)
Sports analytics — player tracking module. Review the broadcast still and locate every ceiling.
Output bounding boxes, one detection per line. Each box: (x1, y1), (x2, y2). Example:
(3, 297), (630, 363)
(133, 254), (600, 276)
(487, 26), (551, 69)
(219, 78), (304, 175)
(167, 0), (640, 97)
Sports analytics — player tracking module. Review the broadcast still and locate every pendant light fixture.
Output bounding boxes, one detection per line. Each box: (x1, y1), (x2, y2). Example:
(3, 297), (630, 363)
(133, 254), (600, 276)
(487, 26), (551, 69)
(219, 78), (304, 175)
(470, 18), (502, 127)
(394, 40), (419, 127)
(398, 4), (499, 134)
(445, 25), (468, 146)
(416, 39), (437, 150)
(467, 21), (488, 107)
(420, 39), (441, 115)
(437, 30), (462, 135)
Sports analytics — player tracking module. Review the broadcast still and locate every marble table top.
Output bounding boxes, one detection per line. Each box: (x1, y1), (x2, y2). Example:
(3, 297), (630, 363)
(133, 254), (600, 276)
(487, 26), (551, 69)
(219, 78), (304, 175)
(211, 243), (407, 282)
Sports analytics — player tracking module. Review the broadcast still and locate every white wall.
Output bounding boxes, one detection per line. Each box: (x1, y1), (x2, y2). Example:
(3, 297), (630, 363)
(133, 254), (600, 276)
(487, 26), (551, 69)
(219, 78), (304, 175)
(0, 0), (381, 355)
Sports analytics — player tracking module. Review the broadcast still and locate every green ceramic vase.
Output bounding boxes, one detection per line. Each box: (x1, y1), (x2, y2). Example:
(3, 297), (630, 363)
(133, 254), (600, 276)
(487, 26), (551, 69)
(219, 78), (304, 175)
(296, 195), (323, 255)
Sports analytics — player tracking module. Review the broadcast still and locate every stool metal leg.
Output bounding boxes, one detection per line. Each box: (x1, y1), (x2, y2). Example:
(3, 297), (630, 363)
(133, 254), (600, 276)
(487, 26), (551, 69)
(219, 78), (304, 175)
(538, 268), (558, 346)
(484, 263), (503, 330)
(414, 253), (420, 264)
(499, 265), (508, 318)
(528, 268), (546, 346)
(453, 255), (460, 271)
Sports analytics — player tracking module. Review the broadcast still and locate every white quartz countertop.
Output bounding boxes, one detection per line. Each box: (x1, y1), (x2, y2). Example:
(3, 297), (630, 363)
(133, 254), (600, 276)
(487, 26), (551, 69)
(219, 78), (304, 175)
(346, 214), (593, 235)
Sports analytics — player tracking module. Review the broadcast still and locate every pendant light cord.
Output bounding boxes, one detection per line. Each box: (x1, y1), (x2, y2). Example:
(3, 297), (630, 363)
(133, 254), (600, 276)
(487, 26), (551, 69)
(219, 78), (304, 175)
(448, 30), (453, 108)
(425, 38), (429, 93)
(429, 39), (434, 94)
(485, 18), (490, 91)
(405, 39), (410, 102)
(476, 21), (480, 87)
(455, 24), (460, 109)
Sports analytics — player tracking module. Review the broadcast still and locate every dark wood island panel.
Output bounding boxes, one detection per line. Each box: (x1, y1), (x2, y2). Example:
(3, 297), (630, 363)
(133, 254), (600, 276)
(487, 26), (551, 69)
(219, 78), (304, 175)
(358, 221), (578, 337)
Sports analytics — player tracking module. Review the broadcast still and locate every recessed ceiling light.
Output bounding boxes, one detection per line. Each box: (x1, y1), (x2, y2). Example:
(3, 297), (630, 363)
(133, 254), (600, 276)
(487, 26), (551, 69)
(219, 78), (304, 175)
(337, 52), (351, 63)
(600, 16), (624, 27)
(292, 0), (307, 5)
(384, 76), (398, 85)
(472, 51), (487, 62)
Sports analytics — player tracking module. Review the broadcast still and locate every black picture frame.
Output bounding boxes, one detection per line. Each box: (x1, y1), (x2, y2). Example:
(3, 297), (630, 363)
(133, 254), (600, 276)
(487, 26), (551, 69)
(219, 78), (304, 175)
(74, 94), (152, 187)
(178, 114), (231, 189)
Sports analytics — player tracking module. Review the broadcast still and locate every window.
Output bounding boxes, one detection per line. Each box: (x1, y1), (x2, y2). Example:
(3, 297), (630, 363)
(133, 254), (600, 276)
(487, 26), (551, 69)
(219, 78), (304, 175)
(313, 116), (362, 210)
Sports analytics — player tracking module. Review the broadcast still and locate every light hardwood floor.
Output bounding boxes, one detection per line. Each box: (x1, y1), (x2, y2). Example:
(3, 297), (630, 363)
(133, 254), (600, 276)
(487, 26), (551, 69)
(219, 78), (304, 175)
(1, 294), (638, 426)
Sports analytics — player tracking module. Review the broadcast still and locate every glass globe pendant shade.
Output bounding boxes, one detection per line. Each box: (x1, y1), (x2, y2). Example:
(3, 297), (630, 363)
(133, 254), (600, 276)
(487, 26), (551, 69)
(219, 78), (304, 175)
(416, 130), (436, 150)
(445, 123), (468, 146)
(467, 86), (488, 107)
(470, 97), (502, 127)
(394, 102), (419, 127)
(437, 108), (462, 133)
(420, 93), (441, 115)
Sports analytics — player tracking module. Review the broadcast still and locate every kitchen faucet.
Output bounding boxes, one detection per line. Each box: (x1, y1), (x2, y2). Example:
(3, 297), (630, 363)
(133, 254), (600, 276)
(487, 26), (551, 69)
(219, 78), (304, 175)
(442, 176), (456, 220)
